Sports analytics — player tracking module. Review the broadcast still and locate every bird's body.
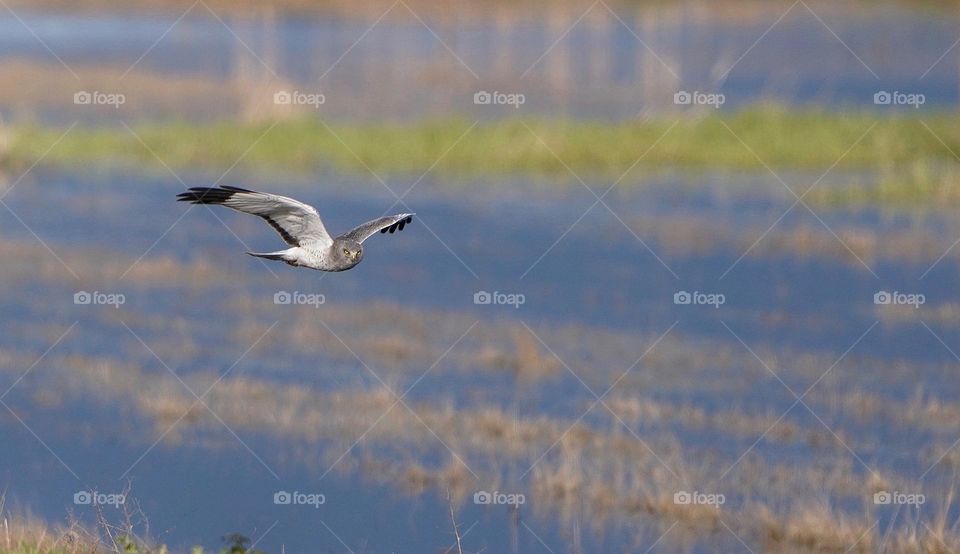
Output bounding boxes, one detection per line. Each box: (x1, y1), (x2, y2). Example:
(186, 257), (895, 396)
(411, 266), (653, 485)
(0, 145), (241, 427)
(176, 185), (413, 272)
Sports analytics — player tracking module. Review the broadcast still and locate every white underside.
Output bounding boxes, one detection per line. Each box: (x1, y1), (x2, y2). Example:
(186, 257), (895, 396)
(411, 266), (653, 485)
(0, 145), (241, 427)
(284, 246), (330, 270)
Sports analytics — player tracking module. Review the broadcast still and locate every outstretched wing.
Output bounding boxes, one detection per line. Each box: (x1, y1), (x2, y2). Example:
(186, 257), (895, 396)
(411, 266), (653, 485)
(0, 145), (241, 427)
(177, 186), (333, 249)
(337, 213), (414, 244)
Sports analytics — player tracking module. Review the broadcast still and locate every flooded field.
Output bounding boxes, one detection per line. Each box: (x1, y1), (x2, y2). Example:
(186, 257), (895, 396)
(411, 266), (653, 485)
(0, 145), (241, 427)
(0, 166), (959, 552)
(3, 0), (960, 553)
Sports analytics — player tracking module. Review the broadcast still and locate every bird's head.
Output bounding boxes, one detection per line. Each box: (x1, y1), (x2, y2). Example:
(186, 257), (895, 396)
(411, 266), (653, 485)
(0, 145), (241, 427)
(335, 239), (363, 267)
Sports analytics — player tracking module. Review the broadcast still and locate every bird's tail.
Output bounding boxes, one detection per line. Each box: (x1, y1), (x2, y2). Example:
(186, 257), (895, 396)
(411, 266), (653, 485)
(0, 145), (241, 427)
(247, 249), (293, 262)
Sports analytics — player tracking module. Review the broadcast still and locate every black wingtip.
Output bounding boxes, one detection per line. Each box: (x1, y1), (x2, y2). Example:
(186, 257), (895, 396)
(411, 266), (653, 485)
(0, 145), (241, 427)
(175, 186), (249, 204)
(380, 215), (414, 234)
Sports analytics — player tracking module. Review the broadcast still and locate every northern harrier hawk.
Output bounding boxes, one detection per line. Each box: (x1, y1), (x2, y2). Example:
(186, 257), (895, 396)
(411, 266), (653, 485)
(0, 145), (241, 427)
(177, 186), (413, 271)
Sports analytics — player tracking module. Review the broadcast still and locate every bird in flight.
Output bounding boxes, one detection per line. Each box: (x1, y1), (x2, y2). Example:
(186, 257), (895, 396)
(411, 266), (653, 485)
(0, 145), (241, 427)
(176, 186), (413, 272)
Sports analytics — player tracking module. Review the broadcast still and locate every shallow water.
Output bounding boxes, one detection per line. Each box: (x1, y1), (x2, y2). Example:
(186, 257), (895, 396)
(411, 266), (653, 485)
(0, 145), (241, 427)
(0, 167), (959, 551)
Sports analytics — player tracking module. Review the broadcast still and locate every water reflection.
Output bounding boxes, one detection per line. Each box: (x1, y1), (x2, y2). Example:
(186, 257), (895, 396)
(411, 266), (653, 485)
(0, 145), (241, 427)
(1, 2), (959, 123)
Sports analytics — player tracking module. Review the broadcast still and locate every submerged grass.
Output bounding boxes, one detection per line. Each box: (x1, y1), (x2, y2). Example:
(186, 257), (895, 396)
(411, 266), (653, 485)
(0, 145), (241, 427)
(5, 107), (960, 187)
(24, 346), (960, 553)
(808, 159), (960, 209)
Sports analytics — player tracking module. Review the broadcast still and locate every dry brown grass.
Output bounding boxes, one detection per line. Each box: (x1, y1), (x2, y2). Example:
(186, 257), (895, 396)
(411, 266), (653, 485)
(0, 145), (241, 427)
(0, 493), (147, 554)
(0, 518), (100, 554)
(475, 325), (562, 380)
(629, 213), (951, 269)
(0, 238), (236, 288)
(604, 394), (800, 442)
(809, 385), (960, 436)
(0, 60), (237, 123)
(755, 503), (875, 553)
(8, 345), (960, 552)
(878, 302), (960, 327)
(0, 502), (181, 554)
(3, 265), (960, 552)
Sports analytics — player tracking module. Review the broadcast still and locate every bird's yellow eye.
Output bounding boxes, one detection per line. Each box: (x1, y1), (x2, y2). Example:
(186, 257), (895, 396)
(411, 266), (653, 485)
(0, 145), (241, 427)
(343, 248), (349, 255)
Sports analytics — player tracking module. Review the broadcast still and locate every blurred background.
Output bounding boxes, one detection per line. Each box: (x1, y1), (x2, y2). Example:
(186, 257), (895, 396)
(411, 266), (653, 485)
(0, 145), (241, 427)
(2, 1), (960, 552)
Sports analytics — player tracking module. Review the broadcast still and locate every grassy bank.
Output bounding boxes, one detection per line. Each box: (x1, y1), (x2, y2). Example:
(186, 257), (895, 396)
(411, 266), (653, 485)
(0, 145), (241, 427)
(0, 107), (954, 175)
(4, 107), (960, 207)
